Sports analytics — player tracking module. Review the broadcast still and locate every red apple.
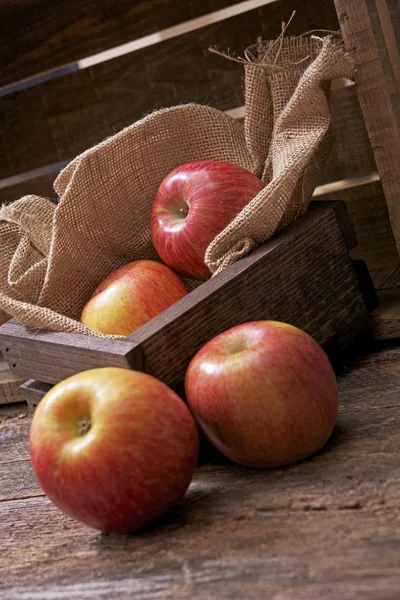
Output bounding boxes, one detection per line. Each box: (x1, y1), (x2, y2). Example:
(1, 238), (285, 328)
(30, 367), (199, 533)
(185, 321), (338, 468)
(81, 260), (189, 336)
(151, 160), (264, 281)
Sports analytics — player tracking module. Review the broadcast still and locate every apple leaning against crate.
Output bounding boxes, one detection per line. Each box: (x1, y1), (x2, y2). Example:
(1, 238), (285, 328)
(185, 321), (338, 469)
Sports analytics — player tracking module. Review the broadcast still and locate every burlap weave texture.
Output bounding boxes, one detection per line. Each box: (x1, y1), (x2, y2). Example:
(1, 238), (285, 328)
(0, 35), (353, 336)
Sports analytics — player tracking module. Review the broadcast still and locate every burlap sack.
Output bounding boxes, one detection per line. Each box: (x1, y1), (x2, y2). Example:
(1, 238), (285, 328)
(0, 34), (353, 336)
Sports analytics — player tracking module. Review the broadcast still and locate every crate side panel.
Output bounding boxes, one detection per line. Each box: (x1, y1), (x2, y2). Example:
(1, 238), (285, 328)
(0, 324), (144, 384)
(132, 207), (370, 389)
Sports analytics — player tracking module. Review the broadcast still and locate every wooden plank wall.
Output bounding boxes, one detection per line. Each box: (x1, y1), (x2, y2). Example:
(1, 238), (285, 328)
(332, 0), (400, 284)
(0, 0), (238, 88)
(0, 0), (397, 285)
(0, 0), (340, 180)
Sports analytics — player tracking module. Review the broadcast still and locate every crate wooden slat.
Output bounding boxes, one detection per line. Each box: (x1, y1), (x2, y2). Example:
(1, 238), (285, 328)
(0, 202), (375, 409)
(0, 327), (146, 385)
(0, 172), (57, 205)
(125, 203), (373, 388)
(331, 0), (400, 344)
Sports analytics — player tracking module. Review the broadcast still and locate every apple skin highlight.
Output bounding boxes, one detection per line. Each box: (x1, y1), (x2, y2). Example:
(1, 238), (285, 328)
(80, 260), (189, 336)
(185, 321), (338, 469)
(30, 368), (199, 533)
(151, 160), (264, 281)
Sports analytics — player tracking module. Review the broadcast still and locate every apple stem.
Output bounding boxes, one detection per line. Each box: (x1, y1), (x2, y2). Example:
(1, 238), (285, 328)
(77, 417), (92, 436)
(179, 206), (189, 217)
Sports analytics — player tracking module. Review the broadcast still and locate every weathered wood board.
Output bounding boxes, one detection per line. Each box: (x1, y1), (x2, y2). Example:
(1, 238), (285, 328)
(1, 343), (399, 598)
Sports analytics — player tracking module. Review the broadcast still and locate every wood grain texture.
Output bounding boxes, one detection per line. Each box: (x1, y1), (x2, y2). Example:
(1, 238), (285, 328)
(0, 404), (30, 465)
(0, 0), (340, 179)
(128, 203), (370, 390)
(317, 181), (400, 272)
(371, 265), (400, 290)
(372, 0), (400, 129)
(323, 84), (376, 184)
(0, 323), (146, 385)
(0, 461), (42, 504)
(1, 343), (400, 597)
(0, 0), (238, 88)
(0, 203), (371, 392)
(371, 287), (400, 340)
(0, 173), (57, 205)
(370, 269), (400, 342)
(334, 0), (400, 256)
(0, 380), (25, 405)
(20, 380), (52, 410)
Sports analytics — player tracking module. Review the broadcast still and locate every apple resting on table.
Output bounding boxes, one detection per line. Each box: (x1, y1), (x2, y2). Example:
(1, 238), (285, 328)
(80, 259), (189, 336)
(151, 160), (264, 281)
(30, 368), (199, 533)
(185, 321), (338, 469)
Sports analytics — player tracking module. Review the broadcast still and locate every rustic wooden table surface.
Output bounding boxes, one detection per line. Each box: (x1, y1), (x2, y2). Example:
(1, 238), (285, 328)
(1, 342), (399, 600)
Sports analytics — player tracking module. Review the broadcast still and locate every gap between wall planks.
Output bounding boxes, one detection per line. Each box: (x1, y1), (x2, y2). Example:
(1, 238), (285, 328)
(0, 0), (340, 180)
(0, 0), (275, 91)
(333, 0), (400, 258)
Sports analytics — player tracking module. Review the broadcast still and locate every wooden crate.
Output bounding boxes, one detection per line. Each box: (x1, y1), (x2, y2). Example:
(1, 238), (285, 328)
(0, 0), (398, 404)
(0, 202), (377, 409)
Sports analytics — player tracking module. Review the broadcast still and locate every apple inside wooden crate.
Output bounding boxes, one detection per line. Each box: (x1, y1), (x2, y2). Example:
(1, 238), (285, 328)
(0, 33), (377, 411)
(0, 198), (375, 410)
